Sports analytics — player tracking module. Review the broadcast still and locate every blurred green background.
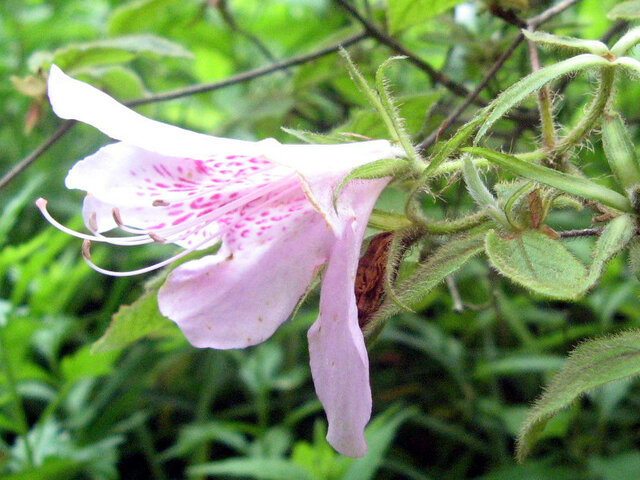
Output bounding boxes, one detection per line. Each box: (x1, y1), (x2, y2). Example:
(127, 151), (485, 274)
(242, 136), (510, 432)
(3, 0), (640, 478)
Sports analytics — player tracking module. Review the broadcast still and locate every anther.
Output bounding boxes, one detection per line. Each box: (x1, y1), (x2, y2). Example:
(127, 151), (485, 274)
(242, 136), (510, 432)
(88, 212), (98, 232)
(82, 239), (92, 260)
(148, 232), (166, 243)
(112, 208), (123, 227)
(152, 199), (170, 207)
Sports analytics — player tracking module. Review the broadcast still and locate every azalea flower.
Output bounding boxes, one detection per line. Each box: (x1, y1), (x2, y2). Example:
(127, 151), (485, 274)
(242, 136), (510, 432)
(38, 65), (402, 457)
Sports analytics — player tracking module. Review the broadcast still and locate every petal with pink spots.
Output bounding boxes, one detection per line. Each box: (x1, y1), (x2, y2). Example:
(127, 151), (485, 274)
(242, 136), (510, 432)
(158, 210), (333, 349)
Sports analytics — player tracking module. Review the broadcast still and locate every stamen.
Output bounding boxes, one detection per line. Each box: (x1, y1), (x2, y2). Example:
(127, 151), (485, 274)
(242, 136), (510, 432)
(112, 208), (123, 227)
(88, 212), (98, 232)
(152, 199), (169, 207)
(82, 239), (92, 260)
(148, 232), (166, 243)
(81, 232), (221, 277)
(37, 198), (154, 246)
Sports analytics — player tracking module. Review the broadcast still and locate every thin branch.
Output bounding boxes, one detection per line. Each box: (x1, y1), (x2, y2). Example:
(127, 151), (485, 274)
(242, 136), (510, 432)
(0, 121), (74, 190)
(331, 0), (478, 103)
(418, 34), (524, 151)
(528, 0), (582, 29)
(419, 0), (583, 151)
(1, 32), (367, 190)
(127, 32), (366, 107)
(559, 227), (602, 238)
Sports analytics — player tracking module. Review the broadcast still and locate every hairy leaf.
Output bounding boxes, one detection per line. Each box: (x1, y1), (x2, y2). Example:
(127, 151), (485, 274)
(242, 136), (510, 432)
(485, 229), (588, 300)
(465, 148), (633, 212)
(522, 30), (609, 56)
(517, 330), (640, 461)
(371, 230), (486, 322)
(608, 1), (640, 20)
(602, 112), (640, 194)
(584, 214), (636, 290)
(475, 54), (611, 142)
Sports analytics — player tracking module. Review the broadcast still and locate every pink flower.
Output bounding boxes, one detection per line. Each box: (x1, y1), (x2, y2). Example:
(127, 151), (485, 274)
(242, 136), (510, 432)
(39, 65), (400, 457)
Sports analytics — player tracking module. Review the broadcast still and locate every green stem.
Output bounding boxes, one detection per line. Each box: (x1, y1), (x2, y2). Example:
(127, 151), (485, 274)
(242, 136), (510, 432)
(538, 85), (556, 151)
(406, 192), (488, 234)
(527, 35), (556, 151)
(0, 328), (34, 468)
(368, 209), (412, 231)
(554, 66), (616, 155)
(376, 60), (423, 172)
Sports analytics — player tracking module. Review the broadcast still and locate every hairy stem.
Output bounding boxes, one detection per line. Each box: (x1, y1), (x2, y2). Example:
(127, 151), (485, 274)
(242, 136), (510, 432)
(554, 66), (616, 156)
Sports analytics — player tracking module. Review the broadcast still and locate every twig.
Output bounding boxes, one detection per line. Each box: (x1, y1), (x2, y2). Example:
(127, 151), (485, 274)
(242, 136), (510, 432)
(559, 227), (602, 238)
(445, 275), (465, 313)
(418, 35), (524, 151)
(527, 0), (582, 29)
(419, 0), (583, 151)
(527, 26), (556, 150)
(0, 121), (74, 190)
(127, 32), (366, 107)
(0, 32), (367, 190)
(331, 0), (478, 102)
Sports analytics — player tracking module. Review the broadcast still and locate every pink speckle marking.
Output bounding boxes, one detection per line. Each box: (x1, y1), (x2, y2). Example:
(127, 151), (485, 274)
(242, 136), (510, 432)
(172, 213), (194, 226)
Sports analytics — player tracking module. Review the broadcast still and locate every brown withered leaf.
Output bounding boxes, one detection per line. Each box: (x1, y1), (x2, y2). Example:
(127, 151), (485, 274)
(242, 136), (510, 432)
(355, 232), (394, 329)
(528, 189), (543, 229)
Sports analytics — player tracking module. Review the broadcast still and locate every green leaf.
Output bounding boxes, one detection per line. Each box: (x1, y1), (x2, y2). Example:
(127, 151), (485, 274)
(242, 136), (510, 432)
(485, 229), (588, 300)
(387, 0), (467, 33)
(611, 27), (640, 57)
(333, 158), (407, 208)
(370, 229), (486, 323)
(343, 405), (417, 480)
(92, 246), (219, 352)
(60, 346), (119, 383)
(589, 452), (640, 480)
(584, 214), (635, 290)
(91, 284), (175, 353)
(475, 55), (611, 143)
(2, 459), (82, 480)
(608, 1), (640, 20)
(602, 112), (640, 195)
(475, 354), (566, 379)
(50, 35), (191, 72)
(477, 460), (579, 480)
(517, 329), (640, 461)
(462, 156), (508, 227)
(108, 0), (177, 35)
(522, 30), (610, 56)
(464, 148), (633, 212)
(188, 458), (316, 480)
(83, 65), (147, 101)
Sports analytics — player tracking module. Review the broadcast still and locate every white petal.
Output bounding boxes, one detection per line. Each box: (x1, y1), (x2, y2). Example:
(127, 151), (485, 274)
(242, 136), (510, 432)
(158, 210), (333, 349)
(48, 64), (270, 160)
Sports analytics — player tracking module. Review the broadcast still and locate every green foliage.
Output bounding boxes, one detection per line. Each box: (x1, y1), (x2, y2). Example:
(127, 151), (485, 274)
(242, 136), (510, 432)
(91, 285), (174, 353)
(475, 55), (611, 143)
(387, 0), (468, 33)
(602, 112), (640, 195)
(466, 148), (633, 212)
(517, 330), (640, 461)
(608, 0), (640, 20)
(5, 1), (640, 478)
(485, 229), (588, 300)
(370, 230), (486, 326)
